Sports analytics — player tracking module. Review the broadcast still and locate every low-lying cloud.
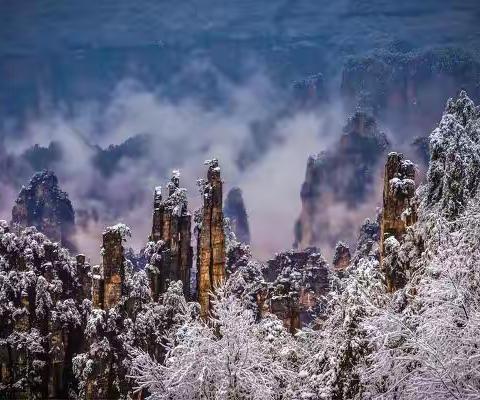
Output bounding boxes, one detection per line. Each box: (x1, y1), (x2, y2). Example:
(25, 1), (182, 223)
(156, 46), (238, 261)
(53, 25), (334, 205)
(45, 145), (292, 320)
(1, 73), (345, 263)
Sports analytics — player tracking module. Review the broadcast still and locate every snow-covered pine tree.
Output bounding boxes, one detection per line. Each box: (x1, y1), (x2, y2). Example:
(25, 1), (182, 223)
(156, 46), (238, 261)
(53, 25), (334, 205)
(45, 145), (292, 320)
(361, 91), (480, 399)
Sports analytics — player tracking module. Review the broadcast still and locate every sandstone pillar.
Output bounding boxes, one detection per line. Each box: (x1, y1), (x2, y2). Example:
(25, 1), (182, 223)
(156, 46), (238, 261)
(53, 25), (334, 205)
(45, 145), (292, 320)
(380, 152), (417, 291)
(196, 159), (226, 319)
(148, 173), (193, 299)
(102, 228), (124, 309)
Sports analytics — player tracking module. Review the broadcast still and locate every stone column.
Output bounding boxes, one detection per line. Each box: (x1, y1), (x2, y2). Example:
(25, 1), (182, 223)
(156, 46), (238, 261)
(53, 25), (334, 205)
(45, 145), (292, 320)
(197, 160), (226, 319)
(102, 229), (124, 310)
(178, 214), (192, 299)
(380, 152), (417, 291)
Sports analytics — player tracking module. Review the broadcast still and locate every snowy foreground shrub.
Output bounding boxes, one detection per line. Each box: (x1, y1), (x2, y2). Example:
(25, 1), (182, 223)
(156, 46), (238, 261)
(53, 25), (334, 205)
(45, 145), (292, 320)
(129, 288), (296, 400)
(293, 258), (387, 400)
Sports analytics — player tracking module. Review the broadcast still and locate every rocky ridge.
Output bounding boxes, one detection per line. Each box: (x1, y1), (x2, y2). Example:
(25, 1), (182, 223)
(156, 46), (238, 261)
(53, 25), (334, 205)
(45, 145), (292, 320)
(11, 170), (76, 251)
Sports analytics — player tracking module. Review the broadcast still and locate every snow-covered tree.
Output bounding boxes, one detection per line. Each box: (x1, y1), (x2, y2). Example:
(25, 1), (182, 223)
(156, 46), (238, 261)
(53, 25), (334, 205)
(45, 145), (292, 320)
(0, 223), (90, 398)
(73, 259), (192, 398)
(290, 257), (387, 400)
(129, 285), (295, 400)
(360, 91), (480, 399)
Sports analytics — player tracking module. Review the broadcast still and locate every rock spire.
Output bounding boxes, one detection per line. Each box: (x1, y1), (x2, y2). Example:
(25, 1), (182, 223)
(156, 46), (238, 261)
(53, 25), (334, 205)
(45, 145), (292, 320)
(196, 159), (226, 319)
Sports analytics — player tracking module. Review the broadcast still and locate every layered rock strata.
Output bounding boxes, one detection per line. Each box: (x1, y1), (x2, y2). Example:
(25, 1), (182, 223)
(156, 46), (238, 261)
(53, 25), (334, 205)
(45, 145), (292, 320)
(90, 225), (128, 312)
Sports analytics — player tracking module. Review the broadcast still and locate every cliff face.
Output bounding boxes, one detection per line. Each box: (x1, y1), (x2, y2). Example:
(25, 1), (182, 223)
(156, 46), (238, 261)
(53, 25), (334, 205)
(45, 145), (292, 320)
(376, 92), (480, 295)
(342, 48), (480, 141)
(196, 159), (226, 319)
(11, 171), (76, 250)
(224, 187), (250, 245)
(380, 152), (417, 291)
(294, 112), (389, 254)
(146, 173), (193, 300)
